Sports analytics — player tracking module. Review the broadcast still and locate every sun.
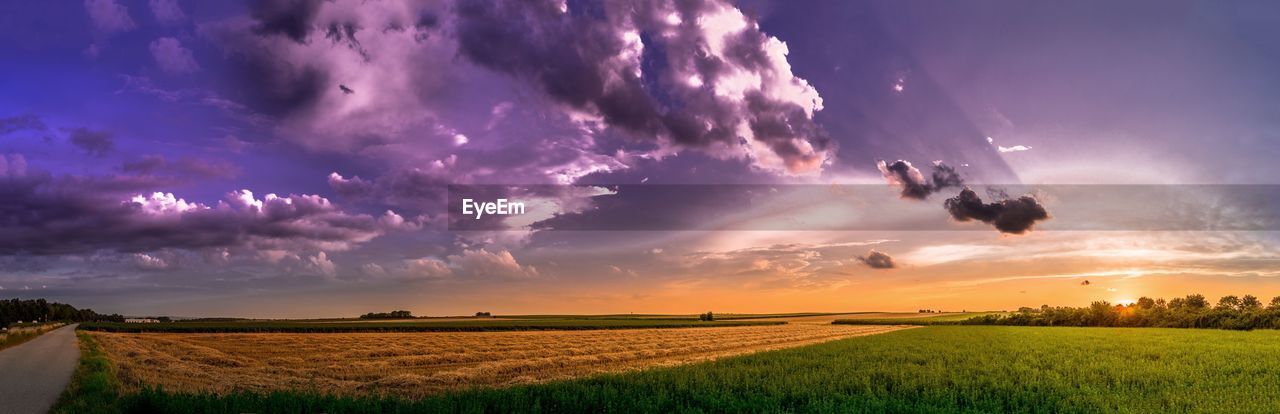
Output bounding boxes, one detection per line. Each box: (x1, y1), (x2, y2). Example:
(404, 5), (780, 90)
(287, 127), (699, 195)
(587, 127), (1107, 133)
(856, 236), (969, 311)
(1115, 298), (1137, 306)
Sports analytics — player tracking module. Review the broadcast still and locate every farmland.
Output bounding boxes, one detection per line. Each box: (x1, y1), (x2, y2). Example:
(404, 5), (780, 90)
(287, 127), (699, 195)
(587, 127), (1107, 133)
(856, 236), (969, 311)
(78, 318), (781, 333)
(86, 324), (906, 398)
(833, 312), (1005, 325)
(68, 325), (1280, 413)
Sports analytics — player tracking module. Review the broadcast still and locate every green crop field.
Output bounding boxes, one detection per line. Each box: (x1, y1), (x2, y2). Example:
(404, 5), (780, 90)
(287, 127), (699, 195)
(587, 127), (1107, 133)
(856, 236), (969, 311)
(832, 312), (1004, 325)
(76, 318), (782, 333)
(58, 325), (1280, 413)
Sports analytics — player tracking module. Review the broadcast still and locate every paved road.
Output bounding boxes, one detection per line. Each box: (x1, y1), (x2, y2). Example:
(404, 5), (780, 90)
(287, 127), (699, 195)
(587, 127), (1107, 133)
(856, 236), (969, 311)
(0, 324), (79, 414)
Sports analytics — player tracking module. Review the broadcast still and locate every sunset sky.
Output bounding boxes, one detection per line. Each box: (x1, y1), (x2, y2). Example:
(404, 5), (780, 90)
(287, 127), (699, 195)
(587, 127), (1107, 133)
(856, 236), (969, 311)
(2, 0), (1279, 317)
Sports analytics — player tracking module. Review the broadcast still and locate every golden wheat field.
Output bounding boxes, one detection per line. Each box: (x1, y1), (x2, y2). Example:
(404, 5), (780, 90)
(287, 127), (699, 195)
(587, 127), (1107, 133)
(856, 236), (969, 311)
(91, 324), (911, 397)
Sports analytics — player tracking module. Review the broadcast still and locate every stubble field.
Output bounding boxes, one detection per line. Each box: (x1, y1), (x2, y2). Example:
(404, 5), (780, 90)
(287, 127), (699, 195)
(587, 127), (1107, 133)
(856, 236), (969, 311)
(90, 324), (909, 398)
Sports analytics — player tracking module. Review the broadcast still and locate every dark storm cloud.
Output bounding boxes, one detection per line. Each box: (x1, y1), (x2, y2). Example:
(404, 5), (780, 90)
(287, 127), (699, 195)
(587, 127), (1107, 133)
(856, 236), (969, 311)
(324, 21), (361, 47)
(233, 51), (329, 118)
(877, 160), (963, 200)
(943, 188), (1049, 234)
(249, 0), (324, 43)
(67, 127), (115, 157)
(198, 5), (331, 118)
(453, 0), (832, 174)
(0, 114), (47, 135)
(454, 0), (658, 136)
(930, 163), (964, 190)
(121, 155), (240, 179)
(857, 250), (896, 269)
(0, 168), (414, 256)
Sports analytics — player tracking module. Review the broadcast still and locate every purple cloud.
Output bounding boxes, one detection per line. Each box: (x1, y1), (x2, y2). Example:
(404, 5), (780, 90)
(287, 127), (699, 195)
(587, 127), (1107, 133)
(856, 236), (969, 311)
(67, 127), (115, 157)
(446, 249), (538, 279)
(455, 0), (832, 175)
(877, 160), (964, 200)
(121, 155), (239, 179)
(148, 0), (185, 26)
(149, 37), (200, 74)
(0, 154), (27, 177)
(198, 0), (831, 197)
(0, 165), (418, 256)
(0, 115), (47, 135)
(84, 0), (135, 33)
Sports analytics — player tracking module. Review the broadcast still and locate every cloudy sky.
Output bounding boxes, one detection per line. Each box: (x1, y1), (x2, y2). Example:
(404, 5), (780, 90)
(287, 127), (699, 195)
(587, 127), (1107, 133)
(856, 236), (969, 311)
(2, 0), (1279, 317)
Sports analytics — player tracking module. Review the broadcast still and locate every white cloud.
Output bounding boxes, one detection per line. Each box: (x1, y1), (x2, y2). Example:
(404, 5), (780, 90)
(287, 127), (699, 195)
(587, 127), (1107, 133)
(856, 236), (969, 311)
(304, 251), (337, 277)
(401, 258), (453, 279)
(987, 136), (1032, 153)
(132, 253), (170, 270)
(447, 249), (538, 279)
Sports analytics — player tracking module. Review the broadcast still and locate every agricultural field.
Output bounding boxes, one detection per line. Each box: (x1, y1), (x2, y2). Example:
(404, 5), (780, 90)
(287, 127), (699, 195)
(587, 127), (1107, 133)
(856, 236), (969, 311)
(65, 325), (1280, 413)
(87, 324), (907, 398)
(833, 312), (1005, 325)
(78, 318), (781, 333)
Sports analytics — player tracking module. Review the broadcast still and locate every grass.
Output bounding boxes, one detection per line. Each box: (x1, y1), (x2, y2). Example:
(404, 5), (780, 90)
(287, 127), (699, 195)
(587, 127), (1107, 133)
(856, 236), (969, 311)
(0, 322), (63, 351)
(833, 312), (1005, 325)
(66, 325), (1280, 413)
(52, 332), (123, 414)
(78, 318), (782, 333)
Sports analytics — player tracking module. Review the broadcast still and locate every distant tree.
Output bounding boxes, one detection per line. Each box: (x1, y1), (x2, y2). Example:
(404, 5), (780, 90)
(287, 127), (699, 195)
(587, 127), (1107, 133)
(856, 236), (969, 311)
(1, 298), (122, 326)
(699, 312), (715, 321)
(1086, 301), (1118, 326)
(359, 310), (414, 319)
(1241, 295), (1263, 311)
(1216, 295), (1242, 311)
(1185, 294), (1209, 309)
(474, 312), (492, 317)
(960, 292), (1280, 331)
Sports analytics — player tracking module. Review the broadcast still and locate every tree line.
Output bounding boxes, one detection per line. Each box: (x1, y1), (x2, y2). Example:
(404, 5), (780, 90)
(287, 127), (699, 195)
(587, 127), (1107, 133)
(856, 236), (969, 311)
(359, 310), (414, 319)
(967, 294), (1280, 330)
(1, 298), (124, 326)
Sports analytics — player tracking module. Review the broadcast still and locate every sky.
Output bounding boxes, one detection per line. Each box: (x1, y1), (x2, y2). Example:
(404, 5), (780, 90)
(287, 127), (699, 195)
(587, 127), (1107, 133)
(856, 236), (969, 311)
(2, 0), (1279, 317)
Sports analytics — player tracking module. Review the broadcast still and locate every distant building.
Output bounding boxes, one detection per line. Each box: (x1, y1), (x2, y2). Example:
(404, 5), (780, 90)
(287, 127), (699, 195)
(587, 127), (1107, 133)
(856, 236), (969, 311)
(125, 318), (161, 324)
